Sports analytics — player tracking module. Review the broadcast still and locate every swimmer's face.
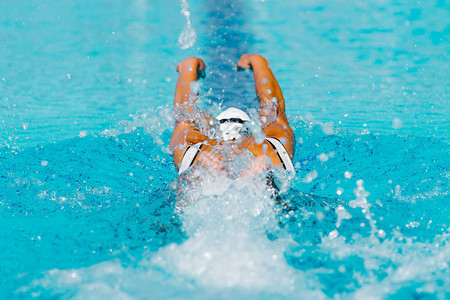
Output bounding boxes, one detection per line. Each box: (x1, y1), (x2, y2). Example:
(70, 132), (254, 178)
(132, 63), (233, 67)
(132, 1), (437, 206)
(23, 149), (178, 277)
(215, 107), (251, 140)
(218, 121), (248, 141)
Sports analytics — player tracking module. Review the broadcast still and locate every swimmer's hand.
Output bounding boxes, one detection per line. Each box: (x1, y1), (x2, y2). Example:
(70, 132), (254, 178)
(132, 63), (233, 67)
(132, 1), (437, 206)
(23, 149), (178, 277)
(198, 151), (226, 171)
(236, 54), (268, 71)
(177, 57), (206, 79)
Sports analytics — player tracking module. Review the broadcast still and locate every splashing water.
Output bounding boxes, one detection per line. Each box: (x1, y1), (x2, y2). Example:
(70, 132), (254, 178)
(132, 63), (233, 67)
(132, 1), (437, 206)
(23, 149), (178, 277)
(20, 156), (326, 299)
(2, 0), (449, 298)
(5, 105), (449, 299)
(349, 180), (377, 237)
(178, 0), (196, 50)
(154, 174), (298, 292)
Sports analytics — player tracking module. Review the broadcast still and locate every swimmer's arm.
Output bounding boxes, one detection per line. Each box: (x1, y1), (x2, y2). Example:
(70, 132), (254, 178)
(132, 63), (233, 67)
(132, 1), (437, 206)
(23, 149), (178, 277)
(237, 54), (285, 113)
(170, 122), (218, 170)
(172, 57), (211, 170)
(174, 57), (206, 111)
(237, 54), (295, 156)
(174, 57), (215, 129)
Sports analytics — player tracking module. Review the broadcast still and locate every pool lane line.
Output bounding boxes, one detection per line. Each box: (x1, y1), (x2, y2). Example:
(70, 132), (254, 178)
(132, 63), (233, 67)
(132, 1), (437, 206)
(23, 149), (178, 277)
(201, 0), (256, 108)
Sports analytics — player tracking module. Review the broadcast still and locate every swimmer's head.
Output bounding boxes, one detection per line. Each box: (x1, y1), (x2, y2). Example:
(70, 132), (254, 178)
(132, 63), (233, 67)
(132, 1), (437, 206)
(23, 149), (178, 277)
(216, 107), (250, 141)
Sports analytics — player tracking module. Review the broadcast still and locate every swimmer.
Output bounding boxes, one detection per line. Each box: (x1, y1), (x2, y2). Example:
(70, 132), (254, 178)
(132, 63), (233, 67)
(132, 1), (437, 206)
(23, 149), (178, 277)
(170, 54), (295, 180)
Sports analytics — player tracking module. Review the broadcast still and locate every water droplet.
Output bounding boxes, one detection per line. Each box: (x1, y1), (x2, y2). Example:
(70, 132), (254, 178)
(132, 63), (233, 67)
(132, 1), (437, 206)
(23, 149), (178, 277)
(328, 230), (339, 239)
(321, 122), (335, 135)
(318, 153), (329, 162)
(316, 211), (324, 221)
(303, 170), (318, 183)
(392, 117), (403, 129)
(189, 81), (201, 94)
(377, 230), (386, 238)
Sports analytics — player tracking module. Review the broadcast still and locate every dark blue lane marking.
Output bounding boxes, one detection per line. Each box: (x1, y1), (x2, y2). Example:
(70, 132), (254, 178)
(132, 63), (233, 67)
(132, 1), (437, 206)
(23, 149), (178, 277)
(200, 0), (257, 109)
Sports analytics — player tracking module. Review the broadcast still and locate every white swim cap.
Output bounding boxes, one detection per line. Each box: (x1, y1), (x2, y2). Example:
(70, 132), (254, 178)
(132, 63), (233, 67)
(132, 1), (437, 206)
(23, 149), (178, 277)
(216, 107), (250, 141)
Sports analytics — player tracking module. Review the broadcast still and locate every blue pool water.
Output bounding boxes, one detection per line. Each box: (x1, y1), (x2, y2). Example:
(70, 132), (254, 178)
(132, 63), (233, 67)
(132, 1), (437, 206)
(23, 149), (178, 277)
(1, 0), (449, 299)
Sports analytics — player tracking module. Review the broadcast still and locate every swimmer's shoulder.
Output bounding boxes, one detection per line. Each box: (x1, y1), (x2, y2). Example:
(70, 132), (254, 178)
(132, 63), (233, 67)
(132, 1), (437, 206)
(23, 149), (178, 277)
(241, 139), (283, 166)
(241, 138), (295, 177)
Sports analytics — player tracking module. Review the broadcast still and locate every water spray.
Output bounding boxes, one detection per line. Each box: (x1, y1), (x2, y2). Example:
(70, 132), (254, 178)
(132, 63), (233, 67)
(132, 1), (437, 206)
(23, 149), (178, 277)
(178, 0), (196, 49)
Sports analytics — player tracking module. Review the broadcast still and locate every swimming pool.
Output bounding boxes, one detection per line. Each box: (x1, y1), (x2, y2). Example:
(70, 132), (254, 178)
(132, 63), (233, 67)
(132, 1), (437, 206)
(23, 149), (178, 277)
(1, 0), (449, 298)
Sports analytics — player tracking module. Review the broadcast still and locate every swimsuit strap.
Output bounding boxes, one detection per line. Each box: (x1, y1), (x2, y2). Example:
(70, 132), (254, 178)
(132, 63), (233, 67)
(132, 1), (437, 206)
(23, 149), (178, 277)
(265, 137), (296, 179)
(178, 142), (204, 175)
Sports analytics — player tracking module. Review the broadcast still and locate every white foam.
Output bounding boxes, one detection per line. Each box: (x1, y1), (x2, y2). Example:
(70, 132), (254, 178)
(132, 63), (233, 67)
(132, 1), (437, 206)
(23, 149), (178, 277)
(321, 230), (450, 299)
(23, 172), (326, 299)
(165, 172), (297, 292)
